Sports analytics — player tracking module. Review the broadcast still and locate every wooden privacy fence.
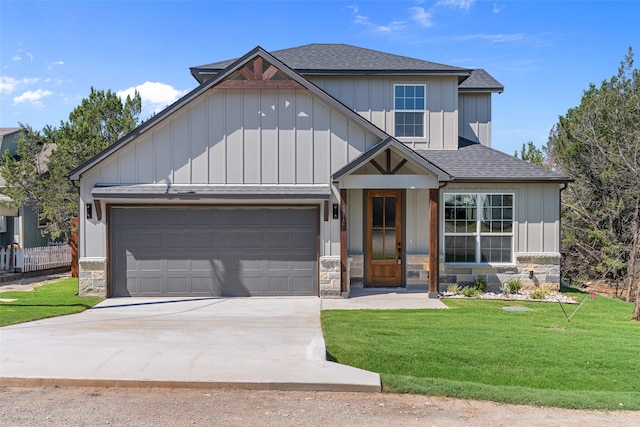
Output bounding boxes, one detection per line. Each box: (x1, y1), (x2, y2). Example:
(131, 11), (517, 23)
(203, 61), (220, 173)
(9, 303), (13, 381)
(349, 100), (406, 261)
(0, 245), (72, 273)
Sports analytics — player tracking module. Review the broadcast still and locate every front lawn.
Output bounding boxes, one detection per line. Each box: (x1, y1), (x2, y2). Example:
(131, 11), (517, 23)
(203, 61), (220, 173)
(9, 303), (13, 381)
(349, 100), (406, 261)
(0, 278), (102, 327)
(321, 288), (640, 410)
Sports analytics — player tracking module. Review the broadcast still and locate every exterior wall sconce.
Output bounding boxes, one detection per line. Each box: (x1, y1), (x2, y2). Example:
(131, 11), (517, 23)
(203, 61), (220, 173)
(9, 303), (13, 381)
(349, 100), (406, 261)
(86, 203), (92, 219)
(332, 203), (339, 220)
(529, 270), (534, 279)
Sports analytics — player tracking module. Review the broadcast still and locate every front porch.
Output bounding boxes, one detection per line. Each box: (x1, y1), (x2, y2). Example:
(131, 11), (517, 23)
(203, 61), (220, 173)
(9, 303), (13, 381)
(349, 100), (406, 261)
(323, 138), (449, 299)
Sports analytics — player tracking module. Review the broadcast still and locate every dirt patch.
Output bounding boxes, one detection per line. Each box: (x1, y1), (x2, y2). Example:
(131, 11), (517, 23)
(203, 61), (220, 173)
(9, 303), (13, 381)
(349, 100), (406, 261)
(0, 273), (71, 293)
(0, 386), (636, 426)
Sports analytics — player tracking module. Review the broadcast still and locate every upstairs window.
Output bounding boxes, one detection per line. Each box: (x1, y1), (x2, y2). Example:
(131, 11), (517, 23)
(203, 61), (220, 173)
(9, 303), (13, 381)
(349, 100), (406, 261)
(394, 84), (425, 138)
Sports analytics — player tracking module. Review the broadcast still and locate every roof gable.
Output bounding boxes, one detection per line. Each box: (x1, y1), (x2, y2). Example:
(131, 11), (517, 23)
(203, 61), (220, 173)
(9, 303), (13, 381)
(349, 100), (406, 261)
(68, 46), (392, 181)
(333, 137), (450, 183)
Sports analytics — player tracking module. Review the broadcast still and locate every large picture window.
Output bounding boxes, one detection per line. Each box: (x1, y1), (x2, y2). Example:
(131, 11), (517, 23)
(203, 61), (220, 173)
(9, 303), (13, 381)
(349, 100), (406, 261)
(394, 84), (425, 138)
(444, 193), (514, 263)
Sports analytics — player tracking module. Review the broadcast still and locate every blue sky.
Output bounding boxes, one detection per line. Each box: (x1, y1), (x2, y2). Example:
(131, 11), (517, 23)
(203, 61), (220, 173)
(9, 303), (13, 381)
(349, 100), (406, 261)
(1, 0), (637, 155)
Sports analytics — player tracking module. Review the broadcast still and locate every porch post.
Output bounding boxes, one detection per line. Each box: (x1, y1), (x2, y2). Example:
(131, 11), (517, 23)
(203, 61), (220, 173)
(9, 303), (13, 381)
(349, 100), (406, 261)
(429, 188), (439, 298)
(340, 189), (348, 294)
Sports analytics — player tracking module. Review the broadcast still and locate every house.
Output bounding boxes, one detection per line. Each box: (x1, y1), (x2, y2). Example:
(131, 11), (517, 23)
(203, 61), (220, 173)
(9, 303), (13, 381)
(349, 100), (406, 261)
(68, 44), (569, 298)
(0, 128), (56, 251)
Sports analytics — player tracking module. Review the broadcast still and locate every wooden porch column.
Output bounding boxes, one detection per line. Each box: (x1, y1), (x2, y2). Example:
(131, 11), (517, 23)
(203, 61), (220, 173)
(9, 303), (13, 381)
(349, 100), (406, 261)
(340, 189), (348, 294)
(429, 188), (439, 298)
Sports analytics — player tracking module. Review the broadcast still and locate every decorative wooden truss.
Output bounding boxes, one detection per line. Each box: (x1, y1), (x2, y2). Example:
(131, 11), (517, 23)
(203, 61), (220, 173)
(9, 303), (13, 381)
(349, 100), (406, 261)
(370, 149), (407, 175)
(216, 57), (304, 89)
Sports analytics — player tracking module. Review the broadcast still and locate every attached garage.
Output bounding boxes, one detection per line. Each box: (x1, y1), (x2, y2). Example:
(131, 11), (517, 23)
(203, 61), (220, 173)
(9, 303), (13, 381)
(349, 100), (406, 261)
(109, 206), (319, 297)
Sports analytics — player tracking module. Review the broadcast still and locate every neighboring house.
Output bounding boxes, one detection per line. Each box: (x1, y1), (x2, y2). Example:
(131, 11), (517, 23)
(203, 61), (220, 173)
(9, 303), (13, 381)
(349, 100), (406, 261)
(68, 44), (569, 298)
(0, 128), (55, 250)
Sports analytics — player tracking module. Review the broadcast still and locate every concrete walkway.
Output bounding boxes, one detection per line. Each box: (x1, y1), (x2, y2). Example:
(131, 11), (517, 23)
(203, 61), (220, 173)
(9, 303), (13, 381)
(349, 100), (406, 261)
(322, 287), (448, 310)
(0, 297), (380, 392)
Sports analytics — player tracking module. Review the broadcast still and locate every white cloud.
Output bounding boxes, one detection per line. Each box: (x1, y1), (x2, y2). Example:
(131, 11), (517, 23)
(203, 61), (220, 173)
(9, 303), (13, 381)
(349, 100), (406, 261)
(26, 52), (34, 63)
(11, 55), (22, 62)
(0, 76), (39, 95)
(47, 61), (64, 71)
(436, 0), (475, 11)
(453, 33), (526, 43)
(13, 89), (53, 107)
(117, 81), (187, 115)
(0, 76), (19, 94)
(354, 14), (406, 33)
(493, 3), (504, 13)
(353, 0), (474, 35)
(410, 7), (433, 28)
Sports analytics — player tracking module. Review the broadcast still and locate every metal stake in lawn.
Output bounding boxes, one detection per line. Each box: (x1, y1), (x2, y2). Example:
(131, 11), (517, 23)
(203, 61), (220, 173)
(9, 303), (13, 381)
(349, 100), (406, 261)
(559, 240), (634, 322)
(562, 286), (598, 322)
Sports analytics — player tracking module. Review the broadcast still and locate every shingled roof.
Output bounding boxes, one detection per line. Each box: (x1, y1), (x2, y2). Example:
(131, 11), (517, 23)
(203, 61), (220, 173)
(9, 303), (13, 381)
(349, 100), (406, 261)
(418, 138), (570, 183)
(191, 43), (475, 84)
(459, 69), (504, 93)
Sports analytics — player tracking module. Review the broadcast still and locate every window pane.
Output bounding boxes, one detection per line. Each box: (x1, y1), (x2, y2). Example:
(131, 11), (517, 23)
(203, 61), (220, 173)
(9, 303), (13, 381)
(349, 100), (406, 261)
(445, 194), (477, 233)
(416, 85), (425, 97)
(372, 197), (383, 227)
(385, 197), (396, 227)
(482, 194), (514, 234)
(384, 230), (396, 259)
(481, 236), (512, 263)
(445, 236), (476, 263)
(406, 98), (415, 109)
(395, 112), (423, 137)
(372, 230), (384, 260)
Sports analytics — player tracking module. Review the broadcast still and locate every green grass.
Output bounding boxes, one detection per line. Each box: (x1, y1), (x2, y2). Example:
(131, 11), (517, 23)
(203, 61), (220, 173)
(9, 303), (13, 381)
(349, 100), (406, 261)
(322, 287), (640, 410)
(0, 278), (103, 327)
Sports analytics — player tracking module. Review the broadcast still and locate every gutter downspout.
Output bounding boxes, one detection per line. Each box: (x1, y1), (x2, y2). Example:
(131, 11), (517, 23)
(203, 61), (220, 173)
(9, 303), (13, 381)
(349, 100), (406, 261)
(559, 182), (568, 291)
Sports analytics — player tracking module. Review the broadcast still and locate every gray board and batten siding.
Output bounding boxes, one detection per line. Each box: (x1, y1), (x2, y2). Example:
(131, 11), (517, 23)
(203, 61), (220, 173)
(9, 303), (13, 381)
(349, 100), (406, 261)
(109, 206), (319, 297)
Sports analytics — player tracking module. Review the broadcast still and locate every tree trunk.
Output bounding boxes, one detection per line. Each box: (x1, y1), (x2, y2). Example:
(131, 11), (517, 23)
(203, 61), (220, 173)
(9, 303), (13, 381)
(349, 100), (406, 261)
(627, 197), (639, 303)
(631, 199), (640, 321)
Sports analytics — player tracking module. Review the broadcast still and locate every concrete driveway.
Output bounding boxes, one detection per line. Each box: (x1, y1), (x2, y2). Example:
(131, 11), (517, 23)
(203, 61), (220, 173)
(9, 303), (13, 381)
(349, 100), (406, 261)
(0, 297), (380, 392)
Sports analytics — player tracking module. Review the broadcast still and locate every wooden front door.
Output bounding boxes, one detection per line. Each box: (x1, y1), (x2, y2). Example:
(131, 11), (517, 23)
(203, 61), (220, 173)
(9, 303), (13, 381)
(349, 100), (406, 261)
(366, 190), (403, 287)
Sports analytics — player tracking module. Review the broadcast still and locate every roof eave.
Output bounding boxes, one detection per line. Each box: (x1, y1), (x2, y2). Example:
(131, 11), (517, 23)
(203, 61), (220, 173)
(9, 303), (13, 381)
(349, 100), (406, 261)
(448, 177), (573, 184)
(458, 87), (504, 94)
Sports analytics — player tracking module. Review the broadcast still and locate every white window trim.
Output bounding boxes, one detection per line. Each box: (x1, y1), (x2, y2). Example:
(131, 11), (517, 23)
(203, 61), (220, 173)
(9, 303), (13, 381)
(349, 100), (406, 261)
(443, 192), (515, 265)
(393, 83), (427, 140)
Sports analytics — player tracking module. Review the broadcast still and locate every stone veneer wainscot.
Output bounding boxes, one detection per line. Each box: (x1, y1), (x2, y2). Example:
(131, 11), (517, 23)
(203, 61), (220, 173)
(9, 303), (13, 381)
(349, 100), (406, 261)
(439, 252), (561, 291)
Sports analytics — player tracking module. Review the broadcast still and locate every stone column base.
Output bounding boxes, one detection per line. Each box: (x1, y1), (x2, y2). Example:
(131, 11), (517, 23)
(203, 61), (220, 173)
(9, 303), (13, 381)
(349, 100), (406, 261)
(79, 257), (107, 297)
(319, 256), (342, 297)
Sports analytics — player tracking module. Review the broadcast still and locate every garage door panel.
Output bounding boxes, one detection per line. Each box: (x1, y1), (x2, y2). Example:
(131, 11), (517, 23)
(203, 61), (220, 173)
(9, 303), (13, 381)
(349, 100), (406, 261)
(268, 231), (291, 248)
(215, 231), (240, 249)
(268, 277), (291, 294)
(110, 206), (318, 297)
(291, 231), (318, 248)
(240, 231), (265, 249)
